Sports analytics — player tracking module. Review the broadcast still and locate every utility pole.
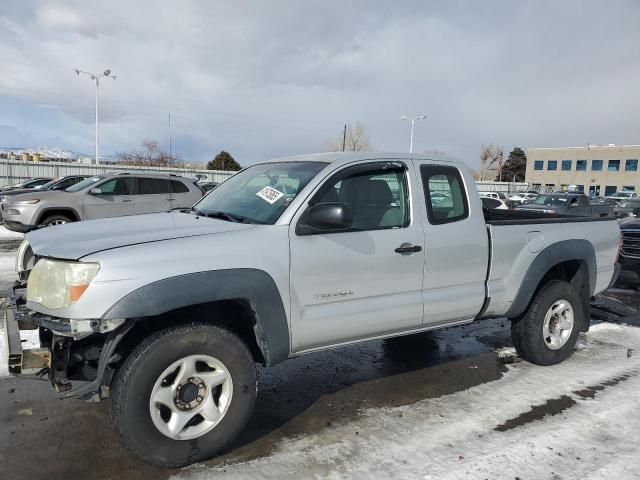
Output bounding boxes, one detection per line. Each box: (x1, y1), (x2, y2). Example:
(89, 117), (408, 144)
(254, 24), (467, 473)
(401, 115), (426, 153)
(168, 112), (173, 157)
(342, 124), (347, 152)
(75, 68), (117, 165)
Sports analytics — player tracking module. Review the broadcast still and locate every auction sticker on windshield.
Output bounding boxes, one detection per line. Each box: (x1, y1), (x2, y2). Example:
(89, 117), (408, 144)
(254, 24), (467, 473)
(256, 186), (284, 204)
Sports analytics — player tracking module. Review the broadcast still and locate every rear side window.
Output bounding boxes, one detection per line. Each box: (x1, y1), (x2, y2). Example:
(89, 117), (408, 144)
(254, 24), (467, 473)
(138, 178), (170, 194)
(420, 165), (469, 225)
(170, 180), (189, 193)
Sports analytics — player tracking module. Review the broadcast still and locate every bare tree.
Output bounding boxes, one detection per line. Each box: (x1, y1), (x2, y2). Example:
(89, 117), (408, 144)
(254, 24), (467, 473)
(478, 144), (503, 181)
(325, 122), (373, 152)
(116, 140), (182, 167)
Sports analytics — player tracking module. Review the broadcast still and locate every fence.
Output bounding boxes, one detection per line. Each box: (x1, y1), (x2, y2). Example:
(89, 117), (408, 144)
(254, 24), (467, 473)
(0, 159), (235, 186)
(0, 159), (529, 194)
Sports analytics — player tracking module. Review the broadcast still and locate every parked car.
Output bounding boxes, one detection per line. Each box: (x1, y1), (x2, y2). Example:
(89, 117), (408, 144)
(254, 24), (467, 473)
(614, 199), (640, 219)
(508, 192), (537, 204)
(515, 193), (613, 217)
(4, 152), (620, 467)
(0, 176), (88, 211)
(198, 181), (220, 192)
(607, 191), (637, 203)
(0, 177), (52, 192)
(478, 191), (507, 200)
(1, 173), (203, 232)
(617, 217), (640, 285)
(481, 197), (509, 210)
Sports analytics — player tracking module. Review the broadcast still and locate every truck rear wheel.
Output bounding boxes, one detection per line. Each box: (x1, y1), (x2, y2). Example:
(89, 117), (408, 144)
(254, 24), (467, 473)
(511, 280), (582, 366)
(110, 323), (257, 467)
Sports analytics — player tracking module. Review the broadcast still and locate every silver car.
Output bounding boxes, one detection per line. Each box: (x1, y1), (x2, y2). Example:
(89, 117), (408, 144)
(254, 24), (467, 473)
(1, 172), (203, 232)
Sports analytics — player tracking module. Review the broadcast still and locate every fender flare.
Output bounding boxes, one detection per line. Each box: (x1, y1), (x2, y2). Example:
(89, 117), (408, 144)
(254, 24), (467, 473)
(102, 268), (290, 365)
(505, 239), (596, 322)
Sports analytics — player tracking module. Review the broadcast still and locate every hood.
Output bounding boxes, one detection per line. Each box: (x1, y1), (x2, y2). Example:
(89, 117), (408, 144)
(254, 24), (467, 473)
(619, 217), (640, 229)
(1, 187), (52, 198)
(26, 211), (255, 260)
(5, 190), (72, 203)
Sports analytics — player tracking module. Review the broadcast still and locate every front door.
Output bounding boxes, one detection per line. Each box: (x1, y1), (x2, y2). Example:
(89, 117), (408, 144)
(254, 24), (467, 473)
(83, 177), (135, 219)
(289, 160), (425, 352)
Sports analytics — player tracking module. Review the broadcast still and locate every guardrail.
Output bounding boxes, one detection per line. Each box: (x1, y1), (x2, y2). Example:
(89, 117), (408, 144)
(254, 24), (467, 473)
(0, 160), (235, 185)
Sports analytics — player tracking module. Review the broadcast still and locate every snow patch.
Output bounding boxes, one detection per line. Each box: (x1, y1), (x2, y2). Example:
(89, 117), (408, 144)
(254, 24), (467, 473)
(173, 323), (640, 480)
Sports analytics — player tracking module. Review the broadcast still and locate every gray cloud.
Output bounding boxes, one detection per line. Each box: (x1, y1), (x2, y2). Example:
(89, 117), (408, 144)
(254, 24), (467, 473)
(1, 0), (639, 166)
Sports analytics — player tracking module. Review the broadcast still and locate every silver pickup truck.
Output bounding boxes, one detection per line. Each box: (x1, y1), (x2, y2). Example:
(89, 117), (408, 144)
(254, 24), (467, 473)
(3, 152), (620, 467)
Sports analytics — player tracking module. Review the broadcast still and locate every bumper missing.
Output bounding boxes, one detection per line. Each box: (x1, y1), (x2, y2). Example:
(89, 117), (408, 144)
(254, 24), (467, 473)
(3, 293), (51, 376)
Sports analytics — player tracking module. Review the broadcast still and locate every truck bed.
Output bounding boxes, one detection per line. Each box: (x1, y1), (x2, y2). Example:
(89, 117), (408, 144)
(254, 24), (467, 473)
(481, 209), (619, 318)
(483, 208), (617, 225)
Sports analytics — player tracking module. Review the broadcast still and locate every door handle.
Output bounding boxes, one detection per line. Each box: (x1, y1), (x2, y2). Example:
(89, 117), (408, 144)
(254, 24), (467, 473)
(120, 199), (133, 203)
(394, 243), (422, 255)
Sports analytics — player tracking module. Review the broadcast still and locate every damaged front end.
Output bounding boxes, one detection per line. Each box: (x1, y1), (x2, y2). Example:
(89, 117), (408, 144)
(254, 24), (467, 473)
(3, 283), (130, 402)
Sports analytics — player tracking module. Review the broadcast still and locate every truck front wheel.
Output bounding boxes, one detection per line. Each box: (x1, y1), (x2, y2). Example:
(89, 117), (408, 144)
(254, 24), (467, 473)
(511, 280), (582, 366)
(110, 323), (257, 467)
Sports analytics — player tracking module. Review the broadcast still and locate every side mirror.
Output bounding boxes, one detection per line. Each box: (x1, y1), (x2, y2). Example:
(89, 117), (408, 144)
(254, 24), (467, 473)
(297, 202), (353, 235)
(90, 187), (102, 195)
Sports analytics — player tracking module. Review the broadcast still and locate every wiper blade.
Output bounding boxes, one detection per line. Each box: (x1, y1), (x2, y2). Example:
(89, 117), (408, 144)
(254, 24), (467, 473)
(197, 210), (246, 223)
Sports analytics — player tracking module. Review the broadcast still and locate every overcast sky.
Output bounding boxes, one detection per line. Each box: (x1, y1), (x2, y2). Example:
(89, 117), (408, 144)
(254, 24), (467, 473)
(1, 1), (639, 167)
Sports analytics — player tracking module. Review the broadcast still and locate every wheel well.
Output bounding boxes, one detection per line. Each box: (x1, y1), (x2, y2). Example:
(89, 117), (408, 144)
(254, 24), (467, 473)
(112, 299), (267, 370)
(37, 208), (80, 224)
(536, 259), (591, 331)
(539, 260), (589, 296)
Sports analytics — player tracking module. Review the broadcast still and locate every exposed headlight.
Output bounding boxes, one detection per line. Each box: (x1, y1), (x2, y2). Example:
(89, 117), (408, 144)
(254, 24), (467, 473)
(27, 259), (100, 309)
(13, 199), (39, 205)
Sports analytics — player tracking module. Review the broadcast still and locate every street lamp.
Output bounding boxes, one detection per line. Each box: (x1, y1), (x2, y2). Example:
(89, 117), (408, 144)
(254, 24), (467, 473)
(75, 68), (117, 165)
(401, 114), (426, 153)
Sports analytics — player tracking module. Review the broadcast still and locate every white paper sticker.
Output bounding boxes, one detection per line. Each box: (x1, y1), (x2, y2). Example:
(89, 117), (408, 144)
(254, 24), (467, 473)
(256, 186), (284, 204)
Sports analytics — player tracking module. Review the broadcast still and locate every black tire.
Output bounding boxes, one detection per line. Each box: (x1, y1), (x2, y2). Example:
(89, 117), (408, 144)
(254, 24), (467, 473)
(511, 280), (583, 366)
(40, 214), (73, 228)
(110, 323), (257, 467)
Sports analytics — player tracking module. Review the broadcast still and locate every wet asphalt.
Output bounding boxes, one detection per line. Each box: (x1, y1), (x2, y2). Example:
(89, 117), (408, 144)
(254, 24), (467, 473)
(1, 236), (638, 479)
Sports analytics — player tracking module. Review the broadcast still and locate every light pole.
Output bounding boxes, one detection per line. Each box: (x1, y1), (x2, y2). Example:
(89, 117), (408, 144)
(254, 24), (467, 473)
(75, 68), (117, 165)
(401, 114), (426, 153)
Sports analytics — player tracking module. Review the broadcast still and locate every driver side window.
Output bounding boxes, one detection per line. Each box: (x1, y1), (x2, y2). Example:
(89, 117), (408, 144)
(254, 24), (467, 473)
(313, 163), (409, 230)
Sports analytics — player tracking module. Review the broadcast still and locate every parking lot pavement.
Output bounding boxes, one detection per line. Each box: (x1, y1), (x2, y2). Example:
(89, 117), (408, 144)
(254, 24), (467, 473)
(1, 230), (640, 479)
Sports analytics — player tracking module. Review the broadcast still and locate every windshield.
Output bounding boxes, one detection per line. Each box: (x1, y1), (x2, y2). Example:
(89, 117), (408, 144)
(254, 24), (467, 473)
(532, 195), (568, 206)
(66, 176), (104, 192)
(34, 178), (61, 190)
(193, 161), (327, 224)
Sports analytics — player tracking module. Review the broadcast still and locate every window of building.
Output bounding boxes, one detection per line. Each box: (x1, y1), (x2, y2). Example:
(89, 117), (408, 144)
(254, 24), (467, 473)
(534, 160), (543, 171)
(591, 160), (603, 171)
(561, 160), (572, 171)
(608, 160), (620, 172)
(626, 159), (638, 172)
(547, 160), (557, 171)
(605, 186), (618, 196)
(623, 186), (636, 192)
(576, 185), (585, 192)
(531, 183), (541, 191)
(560, 184), (568, 191)
(576, 160), (587, 171)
